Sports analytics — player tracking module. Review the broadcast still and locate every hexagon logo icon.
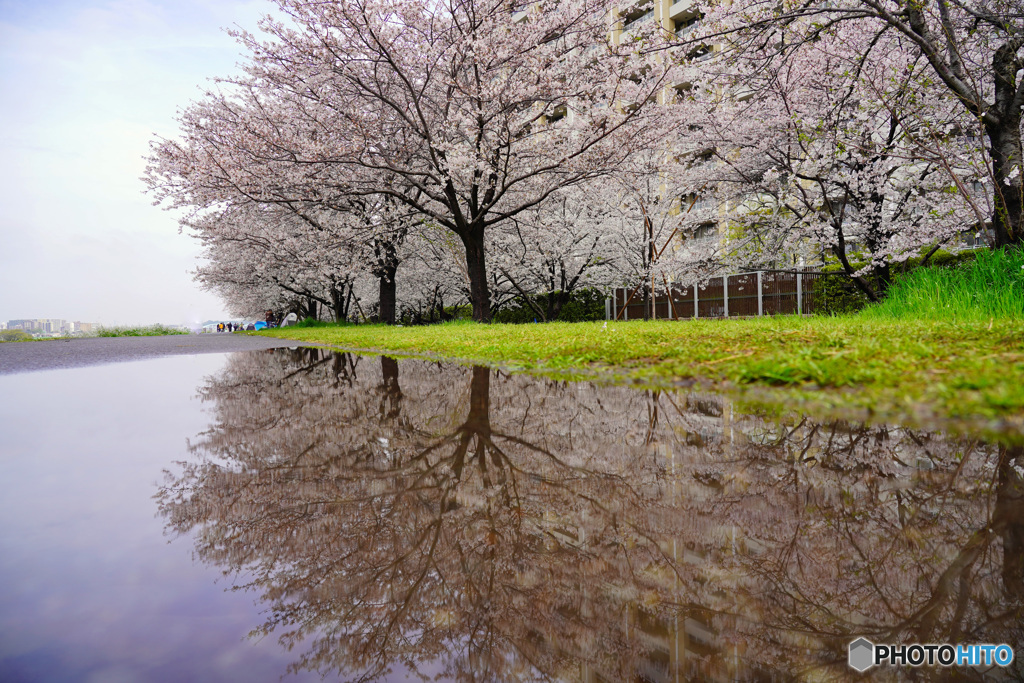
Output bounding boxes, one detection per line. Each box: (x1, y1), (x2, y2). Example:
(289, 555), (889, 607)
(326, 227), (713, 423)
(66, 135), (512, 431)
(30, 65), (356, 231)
(849, 638), (875, 672)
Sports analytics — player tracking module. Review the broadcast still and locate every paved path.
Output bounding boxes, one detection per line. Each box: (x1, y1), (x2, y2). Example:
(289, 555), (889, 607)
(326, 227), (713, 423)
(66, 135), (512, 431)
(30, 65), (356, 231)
(0, 334), (315, 375)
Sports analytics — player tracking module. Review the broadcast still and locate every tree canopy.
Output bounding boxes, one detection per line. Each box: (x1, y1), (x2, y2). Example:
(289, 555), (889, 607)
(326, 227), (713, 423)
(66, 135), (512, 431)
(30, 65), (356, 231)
(145, 0), (1020, 321)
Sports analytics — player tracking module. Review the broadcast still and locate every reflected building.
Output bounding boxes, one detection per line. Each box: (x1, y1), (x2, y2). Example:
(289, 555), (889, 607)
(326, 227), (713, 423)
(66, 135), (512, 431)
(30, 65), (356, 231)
(159, 349), (1024, 682)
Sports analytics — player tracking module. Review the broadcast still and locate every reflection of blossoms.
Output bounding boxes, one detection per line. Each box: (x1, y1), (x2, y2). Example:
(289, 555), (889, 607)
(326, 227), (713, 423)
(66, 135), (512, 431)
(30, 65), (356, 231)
(698, 422), (1024, 677)
(160, 349), (1024, 682)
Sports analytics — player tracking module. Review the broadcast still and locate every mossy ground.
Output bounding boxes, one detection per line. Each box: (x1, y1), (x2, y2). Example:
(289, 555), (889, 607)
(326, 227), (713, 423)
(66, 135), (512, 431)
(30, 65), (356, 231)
(256, 316), (1024, 439)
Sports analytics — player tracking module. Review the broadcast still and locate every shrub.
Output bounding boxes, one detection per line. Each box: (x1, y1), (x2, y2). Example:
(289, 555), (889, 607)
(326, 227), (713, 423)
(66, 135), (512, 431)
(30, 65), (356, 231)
(813, 273), (872, 315)
(445, 305), (474, 321)
(97, 325), (188, 337)
(553, 288), (606, 322)
(0, 329), (32, 342)
(493, 288), (606, 324)
(292, 317), (342, 328)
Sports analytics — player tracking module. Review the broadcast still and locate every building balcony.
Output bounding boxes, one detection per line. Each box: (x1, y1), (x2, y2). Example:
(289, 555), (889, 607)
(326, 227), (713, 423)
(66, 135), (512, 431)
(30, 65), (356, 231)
(669, 0), (698, 21)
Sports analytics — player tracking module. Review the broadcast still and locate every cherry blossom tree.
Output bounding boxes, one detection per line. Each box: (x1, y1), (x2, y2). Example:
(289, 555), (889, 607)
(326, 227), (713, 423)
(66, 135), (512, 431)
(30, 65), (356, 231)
(194, 237), (302, 320)
(187, 201), (373, 321)
(490, 185), (620, 321)
(161, 352), (674, 681)
(394, 226), (473, 322)
(203, 0), (679, 321)
(599, 152), (706, 318)
(696, 0), (1024, 249)
(662, 21), (986, 300)
(144, 59), (421, 323)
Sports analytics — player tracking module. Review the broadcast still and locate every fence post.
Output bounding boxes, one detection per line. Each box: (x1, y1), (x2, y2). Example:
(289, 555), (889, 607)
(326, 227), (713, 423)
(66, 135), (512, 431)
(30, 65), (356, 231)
(694, 284), (699, 319)
(796, 270), (803, 315)
(757, 271), (763, 317)
(723, 275), (729, 318)
(605, 295), (611, 321)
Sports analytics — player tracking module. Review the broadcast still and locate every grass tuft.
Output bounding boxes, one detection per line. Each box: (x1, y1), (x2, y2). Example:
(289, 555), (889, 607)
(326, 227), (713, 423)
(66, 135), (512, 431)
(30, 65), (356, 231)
(862, 247), (1024, 321)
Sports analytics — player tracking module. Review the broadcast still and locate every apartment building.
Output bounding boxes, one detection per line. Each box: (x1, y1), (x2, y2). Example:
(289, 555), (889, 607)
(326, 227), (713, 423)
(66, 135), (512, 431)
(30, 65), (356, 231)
(6, 319), (98, 335)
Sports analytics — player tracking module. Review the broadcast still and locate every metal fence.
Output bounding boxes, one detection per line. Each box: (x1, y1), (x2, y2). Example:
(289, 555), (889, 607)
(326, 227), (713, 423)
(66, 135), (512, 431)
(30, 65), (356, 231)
(607, 271), (823, 321)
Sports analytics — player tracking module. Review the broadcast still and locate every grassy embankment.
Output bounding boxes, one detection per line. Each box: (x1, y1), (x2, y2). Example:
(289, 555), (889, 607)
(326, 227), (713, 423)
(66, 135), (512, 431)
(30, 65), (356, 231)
(258, 248), (1024, 432)
(0, 325), (188, 342)
(96, 325), (188, 337)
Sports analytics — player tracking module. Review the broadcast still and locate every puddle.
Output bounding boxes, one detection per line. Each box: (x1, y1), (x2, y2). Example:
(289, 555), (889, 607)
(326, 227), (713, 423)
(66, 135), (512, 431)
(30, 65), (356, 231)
(162, 348), (1024, 681)
(1, 348), (1020, 681)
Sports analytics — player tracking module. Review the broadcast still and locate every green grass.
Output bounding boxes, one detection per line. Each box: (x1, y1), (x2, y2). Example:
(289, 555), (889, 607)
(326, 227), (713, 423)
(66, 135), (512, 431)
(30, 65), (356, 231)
(292, 317), (352, 328)
(862, 247), (1024, 321)
(257, 316), (1024, 436)
(96, 325), (189, 337)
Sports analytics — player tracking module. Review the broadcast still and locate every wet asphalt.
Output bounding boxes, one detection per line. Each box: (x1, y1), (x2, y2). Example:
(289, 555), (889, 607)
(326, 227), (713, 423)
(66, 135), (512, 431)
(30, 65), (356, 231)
(0, 333), (315, 375)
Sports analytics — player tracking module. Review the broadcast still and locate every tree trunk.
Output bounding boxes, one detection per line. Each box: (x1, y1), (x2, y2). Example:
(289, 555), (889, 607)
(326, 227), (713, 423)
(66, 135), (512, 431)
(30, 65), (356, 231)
(380, 356), (402, 421)
(986, 121), (1024, 248)
(831, 245), (880, 302)
(645, 213), (654, 320)
(378, 263), (398, 325)
(467, 366), (490, 435)
(875, 262), (891, 297)
(996, 444), (1024, 598)
(331, 281), (349, 323)
(550, 290), (571, 320)
(373, 236), (401, 324)
(451, 366), (492, 483)
(462, 229), (491, 323)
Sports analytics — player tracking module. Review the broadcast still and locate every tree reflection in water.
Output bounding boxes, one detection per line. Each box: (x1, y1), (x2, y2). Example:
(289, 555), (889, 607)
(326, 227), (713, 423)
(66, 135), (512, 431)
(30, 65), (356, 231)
(158, 348), (1024, 682)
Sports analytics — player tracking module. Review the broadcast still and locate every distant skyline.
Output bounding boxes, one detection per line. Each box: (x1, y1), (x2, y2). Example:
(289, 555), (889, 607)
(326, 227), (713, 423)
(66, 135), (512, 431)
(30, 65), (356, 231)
(0, 0), (276, 326)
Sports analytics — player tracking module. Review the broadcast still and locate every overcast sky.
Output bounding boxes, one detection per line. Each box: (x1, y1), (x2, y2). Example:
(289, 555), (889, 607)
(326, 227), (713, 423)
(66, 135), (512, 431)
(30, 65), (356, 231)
(0, 0), (276, 326)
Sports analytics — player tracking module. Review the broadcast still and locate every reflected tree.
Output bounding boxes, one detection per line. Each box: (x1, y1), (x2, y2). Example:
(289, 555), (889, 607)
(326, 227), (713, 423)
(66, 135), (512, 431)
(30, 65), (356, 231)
(162, 353), (672, 682)
(160, 351), (1024, 682)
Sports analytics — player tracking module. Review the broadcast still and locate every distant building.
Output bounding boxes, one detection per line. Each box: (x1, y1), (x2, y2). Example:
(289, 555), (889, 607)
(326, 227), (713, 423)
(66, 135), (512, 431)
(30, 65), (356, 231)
(6, 319), (99, 335)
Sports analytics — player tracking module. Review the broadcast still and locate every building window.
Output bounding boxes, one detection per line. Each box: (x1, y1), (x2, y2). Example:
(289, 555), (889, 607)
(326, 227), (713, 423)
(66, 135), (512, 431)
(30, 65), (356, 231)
(693, 222), (717, 240)
(674, 16), (701, 37)
(546, 103), (567, 124)
(621, 4), (655, 29)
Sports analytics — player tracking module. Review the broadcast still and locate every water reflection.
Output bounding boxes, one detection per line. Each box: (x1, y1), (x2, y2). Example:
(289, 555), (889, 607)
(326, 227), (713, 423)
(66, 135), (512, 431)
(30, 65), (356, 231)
(159, 349), (1024, 681)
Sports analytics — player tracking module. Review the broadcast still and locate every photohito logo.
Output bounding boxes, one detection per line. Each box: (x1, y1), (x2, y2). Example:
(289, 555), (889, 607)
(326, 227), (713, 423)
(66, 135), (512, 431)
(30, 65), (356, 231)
(848, 638), (1014, 671)
(849, 638), (875, 672)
